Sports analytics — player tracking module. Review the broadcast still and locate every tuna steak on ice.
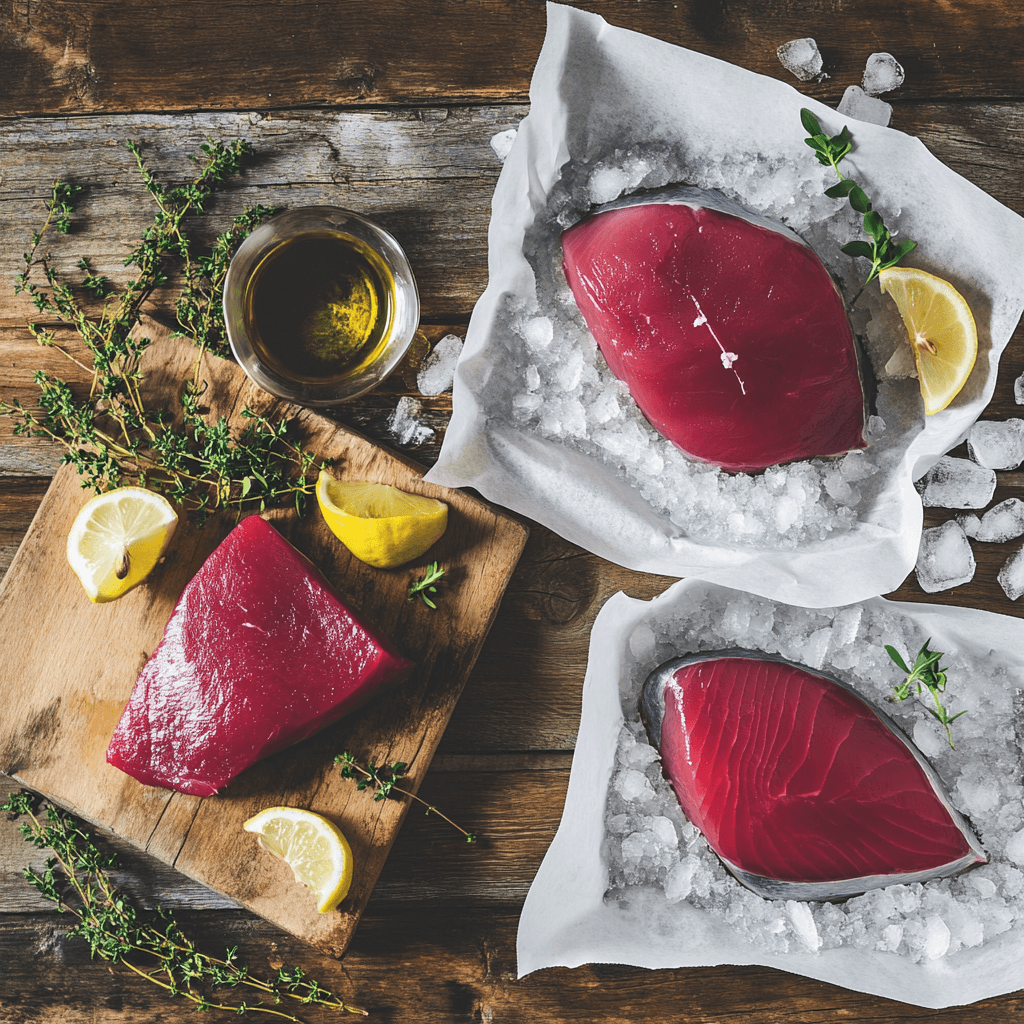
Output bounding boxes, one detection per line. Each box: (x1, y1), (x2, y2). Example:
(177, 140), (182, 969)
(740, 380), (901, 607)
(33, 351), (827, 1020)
(561, 187), (868, 473)
(107, 516), (413, 797)
(640, 650), (985, 900)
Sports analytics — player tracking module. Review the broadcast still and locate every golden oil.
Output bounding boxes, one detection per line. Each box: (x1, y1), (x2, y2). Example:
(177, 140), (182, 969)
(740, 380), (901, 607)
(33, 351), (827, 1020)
(243, 231), (395, 383)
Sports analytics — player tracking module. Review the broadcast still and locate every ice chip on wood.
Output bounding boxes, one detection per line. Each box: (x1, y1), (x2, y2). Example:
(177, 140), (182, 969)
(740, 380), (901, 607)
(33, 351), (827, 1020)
(970, 498), (1024, 543)
(862, 52), (906, 95)
(967, 419), (1024, 470)
(837, 86), (892, 127)
(998, 547), (1024, 600)
(916, 455), (996, 508)
(489, 128), (517, 162)
(915, 520), (976, 593)
(1014, 372), (1024, 406)
(639, 651), (986, 900)
(776, 38), (824, 82)
(417, 333), (463, 396)
(388, 396), (435, 445)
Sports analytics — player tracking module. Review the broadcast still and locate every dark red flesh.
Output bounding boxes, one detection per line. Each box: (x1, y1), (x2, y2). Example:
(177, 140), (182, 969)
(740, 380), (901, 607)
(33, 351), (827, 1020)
(561, 203), (866, 473)
(106, 516), (413, 796)
(657, 657), (973, 883)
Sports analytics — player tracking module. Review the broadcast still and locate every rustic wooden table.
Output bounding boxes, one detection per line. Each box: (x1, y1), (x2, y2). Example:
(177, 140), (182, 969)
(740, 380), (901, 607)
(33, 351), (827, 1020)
(3, 1), (1024, 1020)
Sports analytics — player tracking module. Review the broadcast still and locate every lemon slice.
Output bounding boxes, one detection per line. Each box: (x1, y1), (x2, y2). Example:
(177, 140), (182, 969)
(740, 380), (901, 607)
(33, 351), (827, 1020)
(316, 472), (448, 569)
(878, 267), (978, 415)
(66, 487), (178, 603)
(243, 806), (353, 913)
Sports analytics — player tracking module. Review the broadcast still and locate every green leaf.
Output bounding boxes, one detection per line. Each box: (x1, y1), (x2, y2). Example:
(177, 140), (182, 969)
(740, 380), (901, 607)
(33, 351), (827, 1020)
(884, 644), (911, 673)
(824, 179), (857, 199)
(848, 186), (871, 214)
(863, 210), (887, 241)
(800, 108), (823, 137)
(840, 240), (874, 259)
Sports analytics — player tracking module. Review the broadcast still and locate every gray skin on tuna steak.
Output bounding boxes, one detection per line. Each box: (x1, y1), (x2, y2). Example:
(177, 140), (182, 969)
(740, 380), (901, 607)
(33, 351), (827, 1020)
(640, 649), (986, 901)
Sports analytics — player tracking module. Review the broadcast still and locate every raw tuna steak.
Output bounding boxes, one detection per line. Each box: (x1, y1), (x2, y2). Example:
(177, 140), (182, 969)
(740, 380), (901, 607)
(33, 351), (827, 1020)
(107, 515), (413, 796)
(640, 650), (985, 900)
(562, 187), (868, 473)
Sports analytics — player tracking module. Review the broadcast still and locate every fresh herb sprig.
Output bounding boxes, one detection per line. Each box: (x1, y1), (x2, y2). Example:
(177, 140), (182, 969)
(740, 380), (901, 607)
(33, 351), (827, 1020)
(885, 639), (966, 748)
(2, 791), (366, 1019)
(800, 108), (917, 285)
(407, 562), (445, 609)
(4, 140), (322, 520)
(335, 751), (476, 843)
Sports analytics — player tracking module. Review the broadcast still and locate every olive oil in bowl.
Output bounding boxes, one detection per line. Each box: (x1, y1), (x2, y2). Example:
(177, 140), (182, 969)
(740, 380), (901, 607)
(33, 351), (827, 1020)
(224, 206), (420, 406)
(244, 232), (395, 384)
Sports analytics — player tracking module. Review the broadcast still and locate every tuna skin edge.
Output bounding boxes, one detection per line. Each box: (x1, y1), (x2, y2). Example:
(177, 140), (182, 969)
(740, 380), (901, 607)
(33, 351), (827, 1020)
(640, 650), (986, 901)
(106, 515), (414, 796)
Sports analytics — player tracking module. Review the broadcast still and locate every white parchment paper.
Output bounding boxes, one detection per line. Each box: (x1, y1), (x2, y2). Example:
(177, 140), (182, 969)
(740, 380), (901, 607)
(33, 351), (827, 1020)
(517, 579), (1024, 1007)
(425, 2), (1024, 607)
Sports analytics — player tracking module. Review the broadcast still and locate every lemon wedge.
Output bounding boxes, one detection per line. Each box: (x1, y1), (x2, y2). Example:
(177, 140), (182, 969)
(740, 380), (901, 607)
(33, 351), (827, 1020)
(66, 487), (178, 603)
(878, 267), (978, 415)
(316, 472), (448, 569)
(243, 806), (353, 913)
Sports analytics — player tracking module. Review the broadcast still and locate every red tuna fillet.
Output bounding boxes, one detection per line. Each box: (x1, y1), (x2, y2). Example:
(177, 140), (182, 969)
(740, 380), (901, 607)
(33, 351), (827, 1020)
(640, 650), (985, 900)
(561, 189), (867, 473)
(107, 515), (413, 796)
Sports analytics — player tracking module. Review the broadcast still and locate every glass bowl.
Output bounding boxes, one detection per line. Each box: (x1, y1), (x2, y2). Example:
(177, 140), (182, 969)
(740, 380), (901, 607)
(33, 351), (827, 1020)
(223, 206), (420, 406)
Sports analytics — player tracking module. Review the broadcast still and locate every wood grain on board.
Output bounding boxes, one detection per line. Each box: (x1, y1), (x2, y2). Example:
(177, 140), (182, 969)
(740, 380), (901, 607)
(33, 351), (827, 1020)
(0, 321), (528, 956)
(4, 0), (1024, 117)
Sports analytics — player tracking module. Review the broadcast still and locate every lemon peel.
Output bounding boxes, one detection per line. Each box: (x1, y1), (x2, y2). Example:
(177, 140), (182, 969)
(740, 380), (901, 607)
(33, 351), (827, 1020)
(243, 806), (353, 913)
(879, 267), (978, 416)
(316, 472), (447, 568)
(66, 487), (178, 603)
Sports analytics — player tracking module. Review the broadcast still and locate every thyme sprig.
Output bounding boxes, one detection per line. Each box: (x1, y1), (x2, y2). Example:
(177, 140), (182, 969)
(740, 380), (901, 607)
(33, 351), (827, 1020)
(800, 108), (917, 285)
(335, 751), (476, 843)
(407, 561), (445, 609)
(885, 639), (966, 748)
(4, 140), (322, 520)
(2, 791), (366, 1019)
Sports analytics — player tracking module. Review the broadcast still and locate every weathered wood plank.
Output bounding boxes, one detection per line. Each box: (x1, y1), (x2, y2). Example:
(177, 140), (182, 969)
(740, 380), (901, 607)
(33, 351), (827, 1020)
(0, 759), (571, 913)
(5, 0), (1024, 117)
(0, 107), (521, 325)
(1, 905), (1021, 1023)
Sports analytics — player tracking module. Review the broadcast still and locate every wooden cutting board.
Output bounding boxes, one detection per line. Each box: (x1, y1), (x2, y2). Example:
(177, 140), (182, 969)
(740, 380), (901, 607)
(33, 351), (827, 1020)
(0, 323), (528, 956)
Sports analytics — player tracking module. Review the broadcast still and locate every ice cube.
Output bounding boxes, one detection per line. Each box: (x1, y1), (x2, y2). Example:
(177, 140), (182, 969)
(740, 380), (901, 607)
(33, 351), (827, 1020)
(862, 52), (905, 95)
(776, 38), (824, 82)
(967, 419), (1024, 470)
(956, 513), (982, 539)
(837, 86), (892, 127)
(916, 456), (996, 509)
(489, 128), (517, 162)
(1015, 372), (1024, 406)
(416, 333), (463, 396)
(972, 498), (1024, 543)
(386, 397), (435, 446)
(998, 546), (1024, 600)
(914, 520), (976, 593)
(912, 720), (945, 758)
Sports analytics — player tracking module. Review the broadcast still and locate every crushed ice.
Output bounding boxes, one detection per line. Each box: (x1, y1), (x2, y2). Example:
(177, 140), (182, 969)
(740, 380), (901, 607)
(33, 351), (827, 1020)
(485, 140), (919, 550)
(603, 588), (1024, 963)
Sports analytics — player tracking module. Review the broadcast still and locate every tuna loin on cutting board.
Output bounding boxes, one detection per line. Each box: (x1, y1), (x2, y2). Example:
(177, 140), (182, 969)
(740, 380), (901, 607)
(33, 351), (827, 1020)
(561, 187), (868, 473)
(107, 515), (414, 796)
(640, 650), (986, 900)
